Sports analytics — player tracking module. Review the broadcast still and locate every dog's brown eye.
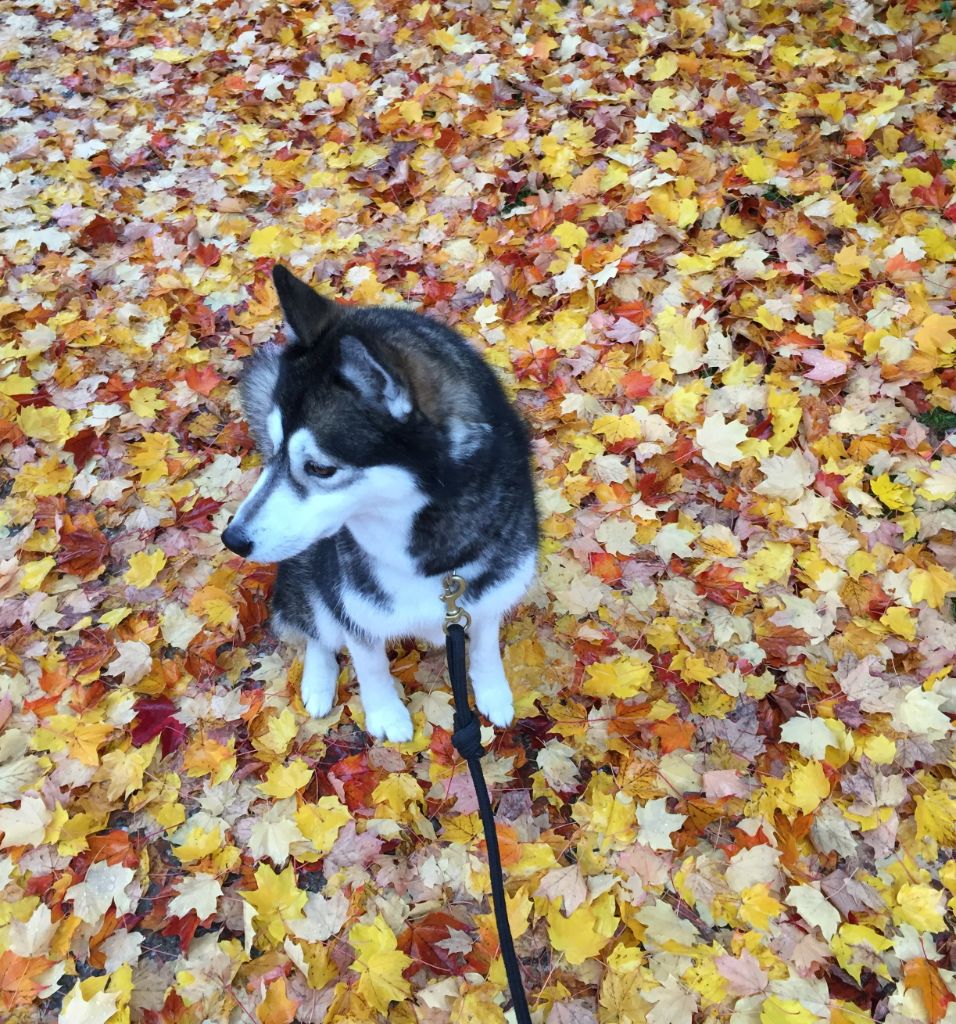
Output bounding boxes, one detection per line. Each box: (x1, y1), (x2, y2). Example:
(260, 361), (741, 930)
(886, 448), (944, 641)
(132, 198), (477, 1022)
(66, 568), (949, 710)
(305, 461), (337, 479)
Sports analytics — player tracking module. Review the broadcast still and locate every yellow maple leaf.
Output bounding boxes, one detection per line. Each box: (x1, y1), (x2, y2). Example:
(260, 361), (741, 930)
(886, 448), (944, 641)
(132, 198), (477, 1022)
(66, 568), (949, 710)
(349, 915), (412, 1013)
(834, 244), (869, 278)
(56, 811), (108, 856)
(648, 187), (699, 228)
(451, 989), (508, 1024)
(881, 605), (916, 640)
(815, 260), (866, 295)
(761, 996), (817, 1024)
(760, 760), (830, 819)
(295, 80), (318, 104)
(398, 98), (423, 124)
(188, 584), (238, 628)
(648, 53), (678, 81)
(910, 565), (956, 609)
(941, 861), (956, 903)
(893, 883), (946, 932)
(124, 549), (167, 589)
(600, 162), (630, 191)
(740, 151), (774, 183)
(740, 884), (785, 931)
(817, 92), (846, 120)
(914, 787), (956, 846)
(299, 943), (339, 990)
(600, 965), (649, 1022)
(919, 227), (956, 261)
(153, 47), (191, 63)
(174, 825), (224, 863)
(569, 432), (605, 471)
(505, 885), (532, 940)
(183, 736), (236, 781)
(371, 774), (425, 820)
(552, 221), (588, 250)
(258, 759), (314, 799)
(295, 796), (351, 854)
(547, 892), (618, 965)
(871, 474), (915, 511)
(788, 761), (830, 815)
(773, 44), (801, 67)
(583, 657), (652, 699)
(68, 720), (115, 767)
(656, 306), (705, 370)
(128, 386), (167, 418)
(862, 734), (897, 765)
(99, 738), (159, 800)
(574, 783), (637, 853)
(0, 374), (34, 397)
(831, 923), (894, 982)
(592, 414), (641, 442)
(440, 812), (484, 844)
(736, 542), (793, 591)
(20, 556), (56, 592)
(255, 708), (298, 759)
(17, 406), (72, 445)
(127, 433), (176, 484)
(244, 864), (308, 946)
(248, 225), (298, 258)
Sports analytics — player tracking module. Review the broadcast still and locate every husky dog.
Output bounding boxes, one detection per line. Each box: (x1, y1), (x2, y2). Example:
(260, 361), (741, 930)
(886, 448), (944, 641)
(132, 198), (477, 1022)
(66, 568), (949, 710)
(222, 266), (538, 742)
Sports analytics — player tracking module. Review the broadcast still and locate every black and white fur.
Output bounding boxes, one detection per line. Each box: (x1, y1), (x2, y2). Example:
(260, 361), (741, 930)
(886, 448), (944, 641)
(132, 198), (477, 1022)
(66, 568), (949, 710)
(222, 266), (538, 742)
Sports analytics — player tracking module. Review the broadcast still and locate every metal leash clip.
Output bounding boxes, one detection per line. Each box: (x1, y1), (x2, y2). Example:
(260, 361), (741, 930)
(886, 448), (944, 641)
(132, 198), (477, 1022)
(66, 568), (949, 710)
(441, 572), (472, 633)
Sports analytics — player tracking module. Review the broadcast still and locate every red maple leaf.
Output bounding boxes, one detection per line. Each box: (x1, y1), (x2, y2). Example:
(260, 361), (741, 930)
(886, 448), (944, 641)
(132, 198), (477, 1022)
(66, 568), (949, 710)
(192, 242), (222, 266)
(694, 565), (750, 608)
(621, 370), (655, 398)
(325, 752), (382, 813)
(589, 551), (622, 584)
(912, 176), (951, 210)
(175, 497), (222, 533)
(132, 697), (186, 756)
(63, 427), (109, 467)
(56, 514), (110, 579)
(184, 364), (222, 396)
(65, 628), (115, 679)
(77, 215), (118, 248)
(398, 911), (482, 977)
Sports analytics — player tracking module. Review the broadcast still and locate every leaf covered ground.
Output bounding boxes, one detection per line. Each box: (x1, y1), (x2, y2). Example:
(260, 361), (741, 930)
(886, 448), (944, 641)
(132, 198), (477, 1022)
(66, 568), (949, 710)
(1, 0), (956, 1021)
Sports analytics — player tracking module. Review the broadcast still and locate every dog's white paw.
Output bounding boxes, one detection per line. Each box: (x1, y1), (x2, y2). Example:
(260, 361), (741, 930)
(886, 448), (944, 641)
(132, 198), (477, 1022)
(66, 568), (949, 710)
(474, 685), (515, 728)
(302, 681), (334, 718)
(364, 701), (414, 743)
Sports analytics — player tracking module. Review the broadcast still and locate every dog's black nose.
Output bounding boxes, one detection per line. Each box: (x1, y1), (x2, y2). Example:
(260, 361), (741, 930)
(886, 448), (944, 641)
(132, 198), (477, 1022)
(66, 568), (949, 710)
(222, 523), (253, 558)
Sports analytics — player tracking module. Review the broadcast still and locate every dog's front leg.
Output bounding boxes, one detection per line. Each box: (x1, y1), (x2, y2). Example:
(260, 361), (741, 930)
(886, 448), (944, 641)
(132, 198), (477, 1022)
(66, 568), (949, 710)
(301, 639), (339, 718)
(468, 615), (515, 728)
(347, 641), (414, 743)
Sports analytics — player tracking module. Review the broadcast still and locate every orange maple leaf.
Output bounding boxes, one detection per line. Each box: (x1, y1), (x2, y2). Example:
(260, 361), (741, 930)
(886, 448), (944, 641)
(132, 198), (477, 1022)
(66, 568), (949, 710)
(904, 959), (954, 1024)
(0, 951), (52, 1011)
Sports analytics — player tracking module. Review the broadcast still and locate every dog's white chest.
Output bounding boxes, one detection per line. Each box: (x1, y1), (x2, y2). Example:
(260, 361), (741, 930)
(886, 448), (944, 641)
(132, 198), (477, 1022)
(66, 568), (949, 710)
(338, 512), (448, 644)
(341, 560), (447, 645)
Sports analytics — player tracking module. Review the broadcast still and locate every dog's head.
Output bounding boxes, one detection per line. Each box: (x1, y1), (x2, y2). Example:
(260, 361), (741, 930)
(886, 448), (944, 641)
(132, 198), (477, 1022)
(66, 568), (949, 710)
(222, 266), (480, 563)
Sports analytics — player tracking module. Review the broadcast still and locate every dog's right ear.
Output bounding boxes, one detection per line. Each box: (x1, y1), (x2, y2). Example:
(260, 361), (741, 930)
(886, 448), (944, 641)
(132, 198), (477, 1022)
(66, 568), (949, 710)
(272, 264), (337, 346)
(240, 342), (282, 458)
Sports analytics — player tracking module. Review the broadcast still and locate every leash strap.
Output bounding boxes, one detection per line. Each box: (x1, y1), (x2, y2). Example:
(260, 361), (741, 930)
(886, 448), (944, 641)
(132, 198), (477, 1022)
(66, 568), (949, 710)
(446, 622), (532, 1024)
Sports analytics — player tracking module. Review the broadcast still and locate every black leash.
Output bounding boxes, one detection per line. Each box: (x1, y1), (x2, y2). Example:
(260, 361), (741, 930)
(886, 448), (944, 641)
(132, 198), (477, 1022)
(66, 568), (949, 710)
(442, 575), (532, 1024)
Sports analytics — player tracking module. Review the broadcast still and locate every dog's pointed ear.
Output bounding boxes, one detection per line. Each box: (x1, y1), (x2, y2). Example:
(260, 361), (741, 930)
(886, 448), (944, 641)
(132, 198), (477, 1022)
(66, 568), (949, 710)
(338, 335), (412, 420)
(273, 264), (336, 345)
